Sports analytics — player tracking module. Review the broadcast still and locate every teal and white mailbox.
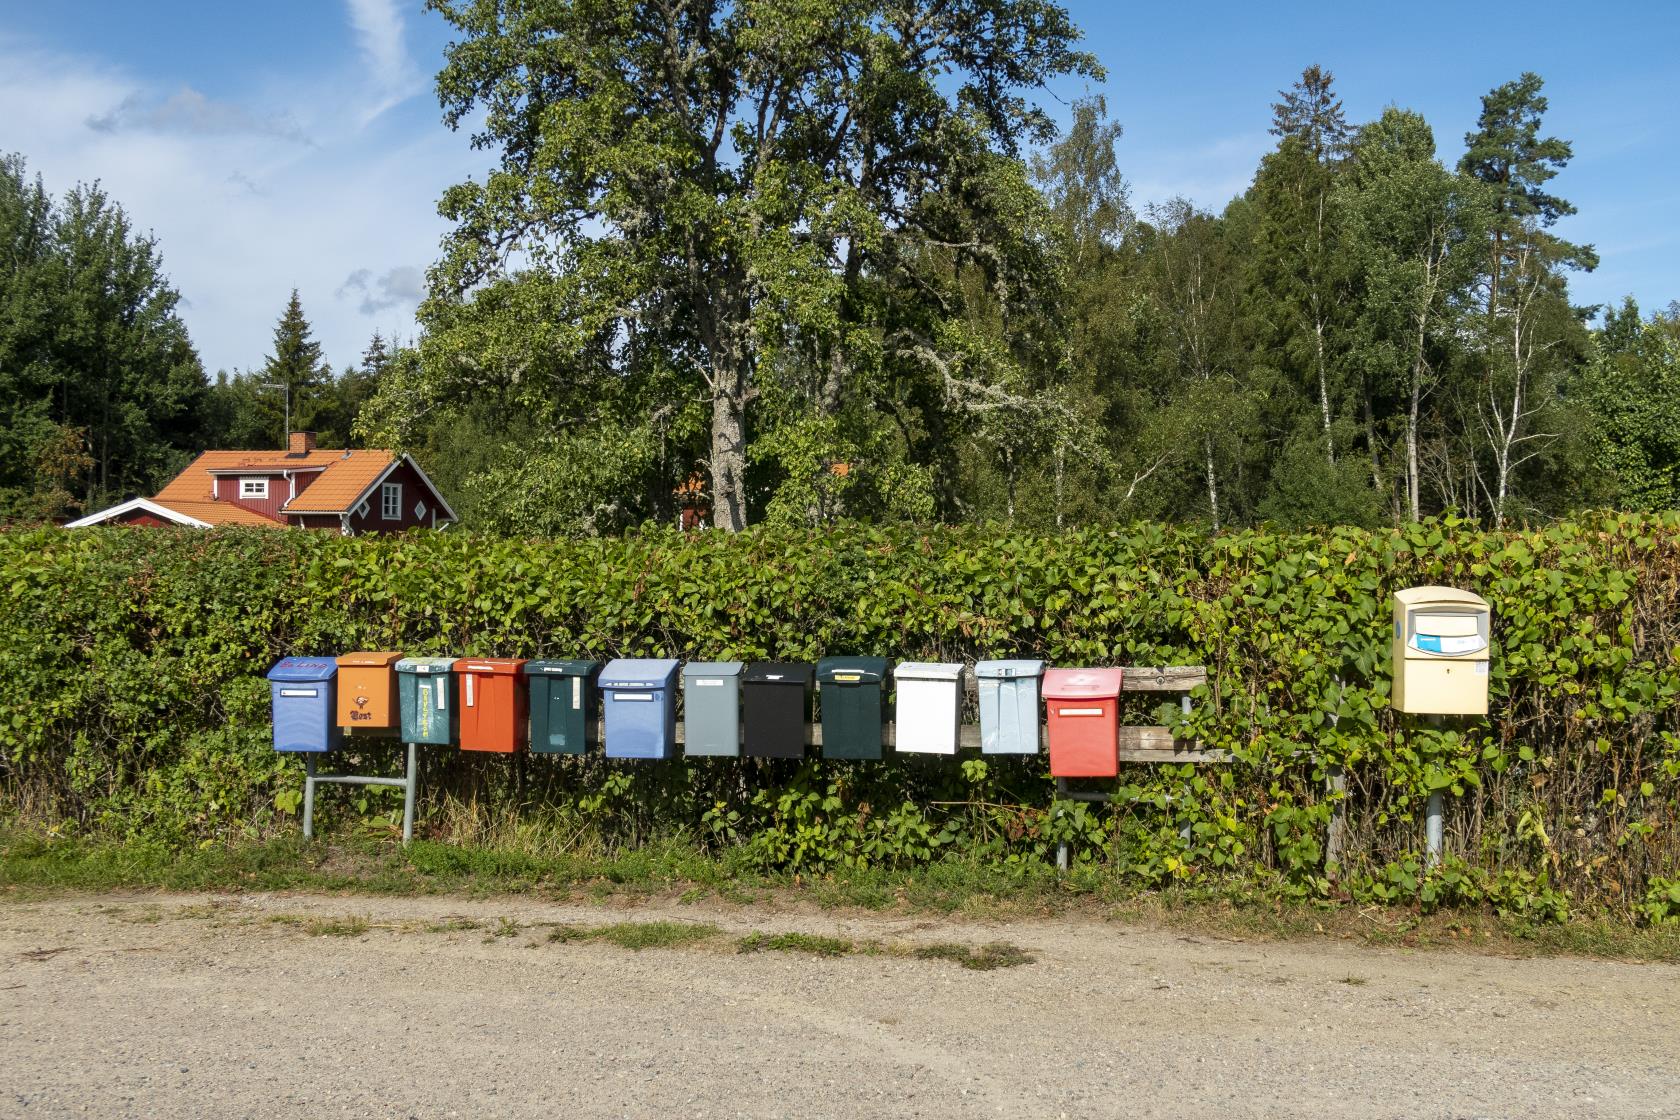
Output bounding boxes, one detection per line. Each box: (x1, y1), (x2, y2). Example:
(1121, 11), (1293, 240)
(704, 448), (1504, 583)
(396, 657), (458, 745)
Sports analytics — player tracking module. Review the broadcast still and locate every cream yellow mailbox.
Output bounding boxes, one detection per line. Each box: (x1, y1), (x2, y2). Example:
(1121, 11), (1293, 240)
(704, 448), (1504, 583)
(1392, 586), (1491, 715)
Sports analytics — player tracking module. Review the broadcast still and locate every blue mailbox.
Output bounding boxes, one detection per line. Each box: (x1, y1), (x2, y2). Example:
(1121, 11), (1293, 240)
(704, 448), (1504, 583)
(266, 657), (340, 753)
(599, 658), (681, 760)
(976, 659), (1045, 754)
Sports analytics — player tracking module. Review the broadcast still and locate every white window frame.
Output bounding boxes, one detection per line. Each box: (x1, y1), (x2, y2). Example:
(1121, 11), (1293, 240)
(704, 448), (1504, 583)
(381, 482), (402, 520)
(239, 477), (269, 500)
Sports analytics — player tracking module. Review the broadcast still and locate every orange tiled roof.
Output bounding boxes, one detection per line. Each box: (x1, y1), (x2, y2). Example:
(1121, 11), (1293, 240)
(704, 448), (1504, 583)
(281, 451), (396, 513)
(151, 449), (398, 517)
(154, 450), (358, 503)
(152, 499), (287, 527)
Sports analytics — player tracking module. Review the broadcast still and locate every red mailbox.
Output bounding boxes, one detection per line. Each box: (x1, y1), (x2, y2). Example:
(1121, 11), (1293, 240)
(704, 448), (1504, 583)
(1043, 668), (1123, 777)
(455, 658), (529, 753)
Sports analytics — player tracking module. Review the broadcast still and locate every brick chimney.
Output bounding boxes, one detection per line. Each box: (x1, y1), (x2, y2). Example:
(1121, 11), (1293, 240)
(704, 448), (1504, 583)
(288, 431), (318, 454)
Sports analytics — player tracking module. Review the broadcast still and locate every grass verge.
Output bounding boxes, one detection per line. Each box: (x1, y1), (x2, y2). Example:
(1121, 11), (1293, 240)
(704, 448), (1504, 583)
(3, 829), (1676, 963)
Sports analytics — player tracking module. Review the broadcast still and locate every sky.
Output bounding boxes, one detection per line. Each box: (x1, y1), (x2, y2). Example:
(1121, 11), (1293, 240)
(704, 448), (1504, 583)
(2, 1), (1676, 377)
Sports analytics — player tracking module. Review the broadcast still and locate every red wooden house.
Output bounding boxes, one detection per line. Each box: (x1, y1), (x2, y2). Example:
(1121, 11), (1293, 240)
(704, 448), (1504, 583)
(67, 433), (456, 534)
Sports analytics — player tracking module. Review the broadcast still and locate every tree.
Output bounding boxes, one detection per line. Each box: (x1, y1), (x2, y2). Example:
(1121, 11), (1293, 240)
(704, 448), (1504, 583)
(1338, 110), (1486, 521)
(1269, 64), (1350, 162)
(0, 154), (207, 520)
(1578, 303), (1680, 509)
(256, 290), (331, 443)
(410, 0), (1098, 531)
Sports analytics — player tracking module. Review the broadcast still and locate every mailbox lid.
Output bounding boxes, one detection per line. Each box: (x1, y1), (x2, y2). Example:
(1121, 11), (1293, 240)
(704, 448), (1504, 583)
(337, 651), (402, 669)
(524, 659), (601, 678)
(683, 661), (744, 681)
(816, 657), (889, 685)
(744, 662), (814, 687)
(267, 657), (337, 682)
(894, 661), (963, 682)
(1394, 585), (1488, 609)
(600, 658), (681, 690)
(396, 656), (457, 674)
(456, 657), (528, 676)
(1042, 667), (1123, 699)
(976, 659), (1045, 681)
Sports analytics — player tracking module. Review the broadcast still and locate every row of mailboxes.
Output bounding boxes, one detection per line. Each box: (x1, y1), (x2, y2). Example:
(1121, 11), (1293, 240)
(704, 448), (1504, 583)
(266, 654), (1092, 771)
(266, 588), (1495, 762)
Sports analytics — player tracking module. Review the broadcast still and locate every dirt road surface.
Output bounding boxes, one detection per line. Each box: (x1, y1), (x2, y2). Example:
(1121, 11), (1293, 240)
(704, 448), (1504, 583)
(1, 889), (1675, 1119)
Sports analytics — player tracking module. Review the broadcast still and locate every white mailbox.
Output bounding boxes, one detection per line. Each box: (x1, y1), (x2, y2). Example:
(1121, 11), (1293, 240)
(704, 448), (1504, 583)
(1392, 586), (1491, 716)
(893, 662), (964, 754)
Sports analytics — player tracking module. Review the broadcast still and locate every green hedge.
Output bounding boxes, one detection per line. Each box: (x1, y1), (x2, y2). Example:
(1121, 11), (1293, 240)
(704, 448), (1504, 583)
(1, 516), (1677, 921)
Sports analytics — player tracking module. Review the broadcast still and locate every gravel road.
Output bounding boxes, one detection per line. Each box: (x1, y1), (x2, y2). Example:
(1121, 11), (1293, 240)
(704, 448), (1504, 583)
(2, 889), (1675, 1119)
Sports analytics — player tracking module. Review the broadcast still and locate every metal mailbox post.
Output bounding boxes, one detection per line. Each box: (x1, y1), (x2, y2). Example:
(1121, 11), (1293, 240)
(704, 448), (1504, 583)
(456, 658), (530, 753)
(1043, 668), (1124, 777)
(600, 659), (681, 759)
(683, 661), (744, 757)
(743, 663), (813, 758)
(815, 657), (890, 760)
(525, 660), (601, 755)
(976, 659), (1045, 755)
(893, 662), (964, 755)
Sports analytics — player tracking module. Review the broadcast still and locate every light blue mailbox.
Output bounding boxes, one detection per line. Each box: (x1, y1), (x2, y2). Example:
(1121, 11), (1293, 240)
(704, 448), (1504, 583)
(976, 659), (1045, 755)
(600, 658), (681, 759)
(266, 657), (341, 753)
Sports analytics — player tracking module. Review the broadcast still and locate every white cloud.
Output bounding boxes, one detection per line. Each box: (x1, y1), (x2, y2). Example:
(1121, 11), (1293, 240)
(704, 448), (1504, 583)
(1127, 131), (1273, 213)
(87, 87), (312, 145)
(337, 265), (425, 314)
(345, 0), (423, 121)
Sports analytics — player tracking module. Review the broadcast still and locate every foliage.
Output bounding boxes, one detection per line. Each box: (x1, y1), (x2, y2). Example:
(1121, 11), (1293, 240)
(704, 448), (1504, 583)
(0, 154), (208, 522)
(1, 516), (1677, 922)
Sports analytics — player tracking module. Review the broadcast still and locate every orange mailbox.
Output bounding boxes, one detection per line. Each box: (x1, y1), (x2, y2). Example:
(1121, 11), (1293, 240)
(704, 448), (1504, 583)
(456, 658), (529, 753)
(336, 651), (403, 733)
(1043, 668), (1124, 778)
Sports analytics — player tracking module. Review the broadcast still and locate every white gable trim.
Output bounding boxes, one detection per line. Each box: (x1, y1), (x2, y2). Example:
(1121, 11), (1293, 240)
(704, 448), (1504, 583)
(302, 453), (457, 525)
(65, 497), (212, 529)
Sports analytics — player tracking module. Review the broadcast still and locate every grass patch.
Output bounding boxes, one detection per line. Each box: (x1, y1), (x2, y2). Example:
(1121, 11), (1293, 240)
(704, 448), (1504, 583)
(547, 920), (721, 950)
(737, 931), (856, 957)
(5, 828), (1678, 964)
(910, 941), (1035, 971)
(304, 915), (370, 938)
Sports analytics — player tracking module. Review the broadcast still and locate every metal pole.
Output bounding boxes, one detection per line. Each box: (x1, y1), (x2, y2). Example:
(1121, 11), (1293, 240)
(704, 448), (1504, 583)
(1055, 777), (1069, 872)
(1425, 790), (1444, 870)
(303, 753), (317, 840)
(402, 741), (417, 844)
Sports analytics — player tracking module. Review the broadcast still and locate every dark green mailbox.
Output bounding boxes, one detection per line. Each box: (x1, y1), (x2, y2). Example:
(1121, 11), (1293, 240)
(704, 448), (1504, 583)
(524, 660), (601, 755)
(396, 657), (458, 745)
(816, 657), (891, 760)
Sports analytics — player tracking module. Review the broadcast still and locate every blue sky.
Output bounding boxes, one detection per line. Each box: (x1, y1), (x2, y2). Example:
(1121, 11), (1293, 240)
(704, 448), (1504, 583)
(2, 1), (1675, 377)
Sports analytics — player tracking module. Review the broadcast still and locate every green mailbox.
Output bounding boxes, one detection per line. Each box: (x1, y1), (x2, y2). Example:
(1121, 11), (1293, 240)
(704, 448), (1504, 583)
(816, 657), (891, 760)
(396, 657), (458, 745)
(525, 660), (601, 755)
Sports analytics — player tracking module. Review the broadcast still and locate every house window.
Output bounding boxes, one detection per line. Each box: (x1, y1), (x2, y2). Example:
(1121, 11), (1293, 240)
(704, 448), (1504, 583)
(240, 478), (269, 499)
(381, 482), (402, 520)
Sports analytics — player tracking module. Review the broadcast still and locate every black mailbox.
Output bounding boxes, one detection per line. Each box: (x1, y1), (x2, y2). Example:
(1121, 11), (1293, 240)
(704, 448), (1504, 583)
(742, 662), (813, 758)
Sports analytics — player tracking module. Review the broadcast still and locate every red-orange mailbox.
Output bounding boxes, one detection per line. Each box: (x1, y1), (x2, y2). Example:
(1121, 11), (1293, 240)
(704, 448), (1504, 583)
(1042, 668), (1124, 778)
(336, 651), (403, 733)
(456, 658), (529, 753)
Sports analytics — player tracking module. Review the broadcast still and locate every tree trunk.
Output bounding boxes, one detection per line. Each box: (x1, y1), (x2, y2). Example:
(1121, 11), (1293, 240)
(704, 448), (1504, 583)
(1053, 443), (1065, 530)
(709, 361), (749, 532)
(1406, 362), (1421, 522)
(1204, 436), (1221, 531)
(1315, 316), (1333, 463)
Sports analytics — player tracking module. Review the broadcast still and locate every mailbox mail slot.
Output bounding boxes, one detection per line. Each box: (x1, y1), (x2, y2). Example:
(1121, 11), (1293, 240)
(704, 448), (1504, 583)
(1043, 668), (1123, 777)
(1392, 586), (1492, 716)
(336, 651), (402, 733)
(455, 658), (529, 753)
(600, 659), (680, 759)
(267, 657), (340, 753)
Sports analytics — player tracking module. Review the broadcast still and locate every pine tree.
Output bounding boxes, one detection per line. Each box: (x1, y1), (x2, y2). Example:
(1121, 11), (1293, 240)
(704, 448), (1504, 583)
(258, 289), (330, 443)
(1270, 65), (1350, 162)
